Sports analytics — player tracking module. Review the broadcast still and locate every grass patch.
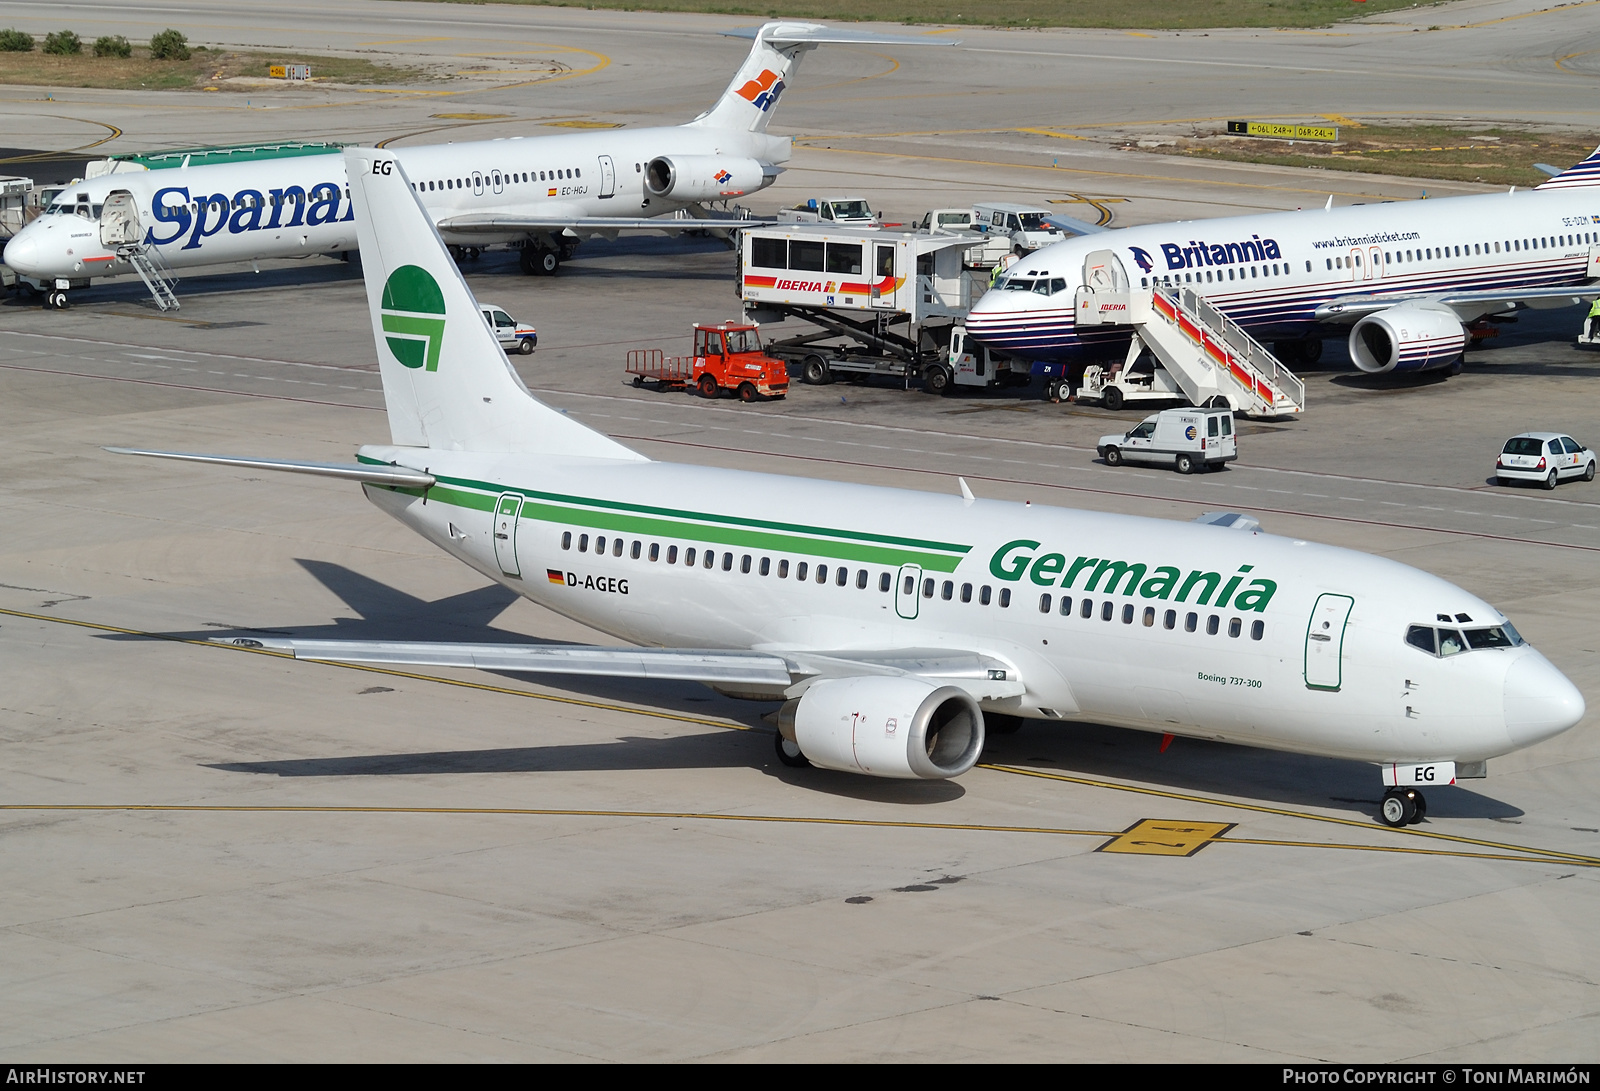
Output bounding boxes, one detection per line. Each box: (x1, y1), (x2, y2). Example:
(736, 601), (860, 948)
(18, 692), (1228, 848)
(1145, 125), (1599, 188)
(0, 46), (431, 90)
(409, 0), (1445, 30)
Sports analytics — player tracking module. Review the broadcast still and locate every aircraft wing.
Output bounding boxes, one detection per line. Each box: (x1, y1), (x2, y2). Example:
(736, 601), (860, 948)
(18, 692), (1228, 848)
(1315, 285), (1600, 324)
(232, 639), (1024, 700)
(435, 214), (775, 236)
(722, 24), (958, 47)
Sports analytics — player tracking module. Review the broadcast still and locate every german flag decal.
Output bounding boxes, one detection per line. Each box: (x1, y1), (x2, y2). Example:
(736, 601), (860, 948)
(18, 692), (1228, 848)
(546, 569), (566, 585)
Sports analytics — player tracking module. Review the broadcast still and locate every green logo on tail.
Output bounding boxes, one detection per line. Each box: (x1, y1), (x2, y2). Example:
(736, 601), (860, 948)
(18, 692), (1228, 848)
(380, 265), (446, 371)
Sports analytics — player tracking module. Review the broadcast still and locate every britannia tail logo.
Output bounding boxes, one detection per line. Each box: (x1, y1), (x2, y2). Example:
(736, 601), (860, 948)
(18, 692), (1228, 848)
(1130, 246), (1154, 274)
(380, 265), (446, 371)
(735, 69), (785, 112)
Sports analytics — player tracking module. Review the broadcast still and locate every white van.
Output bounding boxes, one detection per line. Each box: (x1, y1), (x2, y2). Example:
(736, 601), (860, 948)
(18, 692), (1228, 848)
(1097, 408), (1237, 474)
(480, 304), (537, 355)
(972, 202), (1064, 253)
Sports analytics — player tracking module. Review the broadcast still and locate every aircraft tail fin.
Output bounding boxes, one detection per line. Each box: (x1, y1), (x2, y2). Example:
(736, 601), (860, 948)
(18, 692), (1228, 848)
(345, 148), (643, 462)
(1534, 144), (1600, 190)
(689, 22), (953, 134)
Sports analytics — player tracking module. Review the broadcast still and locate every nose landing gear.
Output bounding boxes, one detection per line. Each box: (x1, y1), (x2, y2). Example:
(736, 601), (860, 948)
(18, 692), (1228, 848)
(1379, 787), (1426, 827)
(44, 289), (70, 309)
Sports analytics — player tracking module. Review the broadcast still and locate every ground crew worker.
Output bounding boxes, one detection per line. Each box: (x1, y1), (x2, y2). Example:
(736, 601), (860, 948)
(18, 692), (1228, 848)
(1587, 297), (1600, 340)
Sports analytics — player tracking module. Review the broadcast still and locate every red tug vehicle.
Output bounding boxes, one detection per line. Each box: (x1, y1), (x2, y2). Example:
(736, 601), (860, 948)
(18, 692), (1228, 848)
(627, 321), (789, 402)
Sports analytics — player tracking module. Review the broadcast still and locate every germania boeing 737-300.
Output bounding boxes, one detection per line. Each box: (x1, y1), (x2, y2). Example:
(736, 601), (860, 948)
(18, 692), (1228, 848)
(3, 22), (943, 309)
(965, 150), (1600, 380)
(109, 149), (1586, 829)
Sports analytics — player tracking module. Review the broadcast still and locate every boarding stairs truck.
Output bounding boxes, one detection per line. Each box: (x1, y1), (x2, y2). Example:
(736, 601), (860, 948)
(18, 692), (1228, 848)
(738, 223), (1028, 394)
(1071, 248), (1305, 418)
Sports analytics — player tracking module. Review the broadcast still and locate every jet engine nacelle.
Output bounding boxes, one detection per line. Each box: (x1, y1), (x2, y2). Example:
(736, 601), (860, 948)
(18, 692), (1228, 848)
(780, 676), (985, 780)
(1348, 301), (1467, 374)
(643, 155), (777, 202)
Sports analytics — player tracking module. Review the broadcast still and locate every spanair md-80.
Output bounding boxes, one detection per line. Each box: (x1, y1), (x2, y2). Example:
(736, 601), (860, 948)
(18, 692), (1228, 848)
(108, 148), (1585, 830)
(3, 22), (945, 309)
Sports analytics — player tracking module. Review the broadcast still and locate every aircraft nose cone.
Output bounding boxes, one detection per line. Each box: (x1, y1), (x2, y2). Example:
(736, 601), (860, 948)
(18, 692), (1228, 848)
(1503, 651), (1586, 748)
(3, 232), (39, 275)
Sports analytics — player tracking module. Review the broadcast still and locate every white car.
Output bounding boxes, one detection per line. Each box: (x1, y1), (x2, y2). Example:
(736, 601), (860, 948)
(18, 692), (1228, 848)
(480, 304), (537, 355)
(1495, 432), (1595, 489)
(1097, 408), (1237, 475)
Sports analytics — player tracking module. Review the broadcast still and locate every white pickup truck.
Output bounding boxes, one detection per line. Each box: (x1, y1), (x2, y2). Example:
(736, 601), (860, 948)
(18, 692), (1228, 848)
(1097, 408), (1237, 475)
(480, 304), (537, 355)
(776, 197), (879, 227)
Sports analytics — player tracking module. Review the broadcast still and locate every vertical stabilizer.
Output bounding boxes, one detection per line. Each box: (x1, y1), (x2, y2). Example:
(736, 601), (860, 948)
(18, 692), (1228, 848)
(345, 148), (644, 461)
(690, 22), (953, 134)
(1535, 144), (1600, 190)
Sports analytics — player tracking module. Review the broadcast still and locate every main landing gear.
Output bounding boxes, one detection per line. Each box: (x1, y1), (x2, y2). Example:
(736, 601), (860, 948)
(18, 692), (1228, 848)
(519, 245), (560, 276)
(1379, 787), (1427, 827)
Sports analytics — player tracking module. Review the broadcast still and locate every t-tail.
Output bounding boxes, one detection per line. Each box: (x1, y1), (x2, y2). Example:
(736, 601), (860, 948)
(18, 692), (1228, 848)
(347, 148), (643, 463)
(689, 21), (955, 135)
(1534, 143), (1600, 190)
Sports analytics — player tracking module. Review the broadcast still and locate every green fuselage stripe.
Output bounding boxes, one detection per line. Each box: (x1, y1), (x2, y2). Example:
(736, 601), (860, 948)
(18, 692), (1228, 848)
(359, 456), (970, 557)
(391, 480), (968, 572)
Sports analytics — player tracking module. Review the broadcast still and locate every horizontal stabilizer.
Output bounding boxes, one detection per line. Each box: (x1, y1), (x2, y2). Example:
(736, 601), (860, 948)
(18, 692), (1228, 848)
(237, 638), (795, 686)
(721, 24), (958, 47)
(105, 448), (435, 487)
(1043, 213), (1108, 236)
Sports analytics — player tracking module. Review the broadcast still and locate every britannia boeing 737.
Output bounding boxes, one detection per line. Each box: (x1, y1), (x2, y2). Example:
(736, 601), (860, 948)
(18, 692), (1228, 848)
(966, 151), (1600, 378)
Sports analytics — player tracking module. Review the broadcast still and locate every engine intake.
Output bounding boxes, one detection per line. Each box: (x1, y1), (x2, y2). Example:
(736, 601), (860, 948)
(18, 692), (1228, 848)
(1347, 301), (1467, 374)
(779, 676), (985, 780)
(643, 155), (777, 202)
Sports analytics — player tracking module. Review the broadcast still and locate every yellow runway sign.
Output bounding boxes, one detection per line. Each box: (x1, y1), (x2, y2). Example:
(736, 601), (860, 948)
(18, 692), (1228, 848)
(1227, 121), (1338, 142)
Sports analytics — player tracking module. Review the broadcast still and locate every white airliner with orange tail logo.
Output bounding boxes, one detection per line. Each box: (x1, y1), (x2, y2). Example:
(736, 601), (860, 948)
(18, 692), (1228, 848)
(4, 23), (949, 308)
(105, 149), (1586, 830)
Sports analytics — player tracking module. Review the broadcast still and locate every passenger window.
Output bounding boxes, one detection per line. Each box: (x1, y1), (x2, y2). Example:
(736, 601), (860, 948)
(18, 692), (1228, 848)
(595, 535), (606, 554)
(1228, 618), (1241, 638)
(649, 543), (659, 562)
(1185, 612), (1198, 633)
(561, 531), (572, 550)
(836, 567), (848, 587)
(667, 545), (678, 564)
(1207, 615), (1220, 635)
(740, 555), (751, 574)
(1405, 625), (1436, 654)
(1121, 603), (1133, 624)
(999, 588), (1010, 608)
(1164, 609), (1176, 630)
(856, 570), (868, 589)
(1143, 607), (1155, 627)
(579, 534), (590, 552)
(1059, 596), (1073, 616)
(760, 557), (770, 575)
(980, 586), (992, 606)
(704, 550), (715, 569)
(942, 580), (953, 601)
(796, 562), (808, 581)
(879, 572), (891, 592)
(961, 583), (972, 603)
(815, 564), (828, 583)
(1251, 620), (1264, 640)
(779, 559), (789, 578)
(614, 539), (624, 558)
(1080, 599), (1093, 619)
(922, 578), (934, 598)
(631, 541), (641, 559)
(1101, 601), (1113, 621)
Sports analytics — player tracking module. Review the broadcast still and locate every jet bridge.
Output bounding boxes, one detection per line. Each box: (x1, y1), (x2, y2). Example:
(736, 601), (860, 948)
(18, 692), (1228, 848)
(1073, 249), (1305, 418)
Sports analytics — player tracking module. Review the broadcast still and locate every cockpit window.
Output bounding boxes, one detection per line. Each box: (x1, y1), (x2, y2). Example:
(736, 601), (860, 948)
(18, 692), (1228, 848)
(1406, 622), (1523, 657)
(1003, 278), (1035, 291)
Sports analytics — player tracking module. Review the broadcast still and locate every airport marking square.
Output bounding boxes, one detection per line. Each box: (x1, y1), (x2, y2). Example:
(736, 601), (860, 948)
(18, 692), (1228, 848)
(1098, 819), (1235, 857)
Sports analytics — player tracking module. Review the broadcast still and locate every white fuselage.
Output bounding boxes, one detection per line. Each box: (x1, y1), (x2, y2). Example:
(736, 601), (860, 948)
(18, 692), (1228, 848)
(353, 445), (1581, 767)
(4, 125), (786, 281)
(966, 186), (1600, 366)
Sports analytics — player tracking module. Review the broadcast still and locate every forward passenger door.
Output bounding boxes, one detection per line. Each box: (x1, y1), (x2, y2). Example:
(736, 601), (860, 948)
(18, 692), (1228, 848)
(1305, 593), (1354, 690)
